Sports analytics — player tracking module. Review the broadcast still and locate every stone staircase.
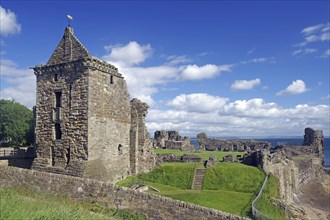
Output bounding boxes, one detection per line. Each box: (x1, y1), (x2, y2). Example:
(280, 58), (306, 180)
(193, 168), (205, 190)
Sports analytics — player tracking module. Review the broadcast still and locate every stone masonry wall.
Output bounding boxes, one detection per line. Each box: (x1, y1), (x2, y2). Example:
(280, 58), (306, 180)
(130, 99), (156, 175)
(0, 167), (248, 220)
(154, 131), (194, 152)
(197, 132), (271, 151)
(32, 61), (89, 176)
(87, 68), (131, 183)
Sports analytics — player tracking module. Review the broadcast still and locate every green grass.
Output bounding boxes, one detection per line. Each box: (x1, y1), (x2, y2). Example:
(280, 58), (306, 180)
(118, 162), (195, 189)
(203, 163), (266, 193)
(0, 187), (145, 220)
(255, 175), (286, 220)
(117, 162), (266, 217)
(154, 148), (245, 161)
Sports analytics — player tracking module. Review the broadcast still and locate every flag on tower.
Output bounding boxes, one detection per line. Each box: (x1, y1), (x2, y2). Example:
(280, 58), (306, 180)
(67, 15), (73, 20)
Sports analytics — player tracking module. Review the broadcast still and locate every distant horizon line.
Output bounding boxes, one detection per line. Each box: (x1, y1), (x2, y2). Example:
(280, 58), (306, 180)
(188, 136), (330, 139)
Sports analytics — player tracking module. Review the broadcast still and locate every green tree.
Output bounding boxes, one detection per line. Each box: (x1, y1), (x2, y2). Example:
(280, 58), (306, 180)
(0, 99), (34, 146)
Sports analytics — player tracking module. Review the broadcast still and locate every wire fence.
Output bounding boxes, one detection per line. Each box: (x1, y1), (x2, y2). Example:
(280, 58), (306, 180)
(251, 174), (291, 220)
(251, 174), (274, 220)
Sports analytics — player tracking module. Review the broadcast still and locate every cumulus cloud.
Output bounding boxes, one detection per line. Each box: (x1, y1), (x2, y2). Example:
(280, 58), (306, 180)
(119, 65), (178, 106)
(103, 41), (234, 105)
(103, 41), (152, 67)
(146, 96), (330, 137)
(0, 6), (21, 36)
(179, 64), (232, 80)
(231, 78), (261, 90)
(276, 80), (308, 96)
(0, 59), (35, 108)
(167, 93), (228, 113)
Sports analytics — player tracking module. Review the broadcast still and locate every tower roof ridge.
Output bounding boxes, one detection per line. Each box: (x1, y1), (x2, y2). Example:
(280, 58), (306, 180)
(47, 27), (90, 65)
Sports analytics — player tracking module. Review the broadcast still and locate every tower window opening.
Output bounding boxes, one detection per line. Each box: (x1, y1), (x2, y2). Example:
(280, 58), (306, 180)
(66, 147), (70, 165)
(54, 74), (58, 82)
(55, 123), (62, 140)
(118, 144), (123, 155)
(110, 75), (114, 84)
(55, 91), (62, 107)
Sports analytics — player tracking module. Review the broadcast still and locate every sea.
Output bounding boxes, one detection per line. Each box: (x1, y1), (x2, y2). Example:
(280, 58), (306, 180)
(190, 138), (330, 167)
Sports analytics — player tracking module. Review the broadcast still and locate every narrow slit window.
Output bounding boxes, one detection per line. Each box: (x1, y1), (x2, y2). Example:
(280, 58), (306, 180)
(54, 74), (58, 82)
(118, 144), (123, 155)
(55, 91), (62, 107)
(66, 147), (70, 165)
(55, 123), (62, 140)
(110, 75), (114, 84)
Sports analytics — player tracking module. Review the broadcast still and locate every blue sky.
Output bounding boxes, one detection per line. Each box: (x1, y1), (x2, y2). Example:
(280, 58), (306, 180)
(1, 1), (329, 137)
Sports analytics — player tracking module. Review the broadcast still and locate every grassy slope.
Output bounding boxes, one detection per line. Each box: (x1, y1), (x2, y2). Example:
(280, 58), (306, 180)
(0, 187), (145, 220)
(203, 163), (265, 193)
(118, 149), (285, 218)
(118, 161), (264, 217)
(255, 175), (286, 220)
(154, 148), (245, 160)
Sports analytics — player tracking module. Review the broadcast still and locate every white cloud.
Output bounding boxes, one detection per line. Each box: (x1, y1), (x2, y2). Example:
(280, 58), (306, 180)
(0, 59), (35, 108)
(167, 93), (228, 113)
(301, 23), (326, 35)
(321, 32), (330, 41)
(103, 42), (234, 105)
(321, 49), (330, 57)
(247, 47), (256, 55)
(0, 6), (21, 36)
(103, 41), (152, 67)
(179, 64), (232, 80)
(321, 95), (330, 100)
(296, 22), (330, 47)
(166, 55), (191, 65)
(292, 48), (317, 56)
(240, 57), (276, 65)
(146, 96), (330, 137)
(231, 78), (261, 90)
(222, 98), (281, 117)
(119, 65), (178, 105)
(276, 80), (308, 96)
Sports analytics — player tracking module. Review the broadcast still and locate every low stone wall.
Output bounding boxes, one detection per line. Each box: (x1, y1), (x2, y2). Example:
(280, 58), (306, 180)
(0, 167), (248, 220)
(157, 154), (202, 163)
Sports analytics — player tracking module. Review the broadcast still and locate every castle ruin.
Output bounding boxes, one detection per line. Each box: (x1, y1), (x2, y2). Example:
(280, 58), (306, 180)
(31, 26), (155, 183)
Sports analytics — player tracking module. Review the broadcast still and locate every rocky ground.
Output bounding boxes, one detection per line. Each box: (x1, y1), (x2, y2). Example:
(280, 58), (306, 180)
(297, 174), (330, 219)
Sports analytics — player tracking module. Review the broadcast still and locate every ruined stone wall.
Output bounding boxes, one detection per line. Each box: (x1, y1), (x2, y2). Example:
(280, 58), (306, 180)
(0, 167), (247, 220)
(260, 128), (325, 205)
(154, 130), (181, 148)
(86, 68), (131, 183)
(197, 132), (271, 151)
(130, 99), (156, 175)
(32, 62), (89, 176)
(303, 127), (324, 160)
(154, 131), (194, 151)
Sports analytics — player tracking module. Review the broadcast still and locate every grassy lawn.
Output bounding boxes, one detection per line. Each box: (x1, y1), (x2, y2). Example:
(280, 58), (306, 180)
(117, 162), (195, 189)
(0, 187), (145, 220)
(117, 162), (265, 217)
(154, 148), (246, 161)
(255, 175), (286, 220)
(203, 163), (265, 193)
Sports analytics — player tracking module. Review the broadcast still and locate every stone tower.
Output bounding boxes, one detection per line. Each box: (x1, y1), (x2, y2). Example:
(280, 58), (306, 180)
(32, 27), (133, 182)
